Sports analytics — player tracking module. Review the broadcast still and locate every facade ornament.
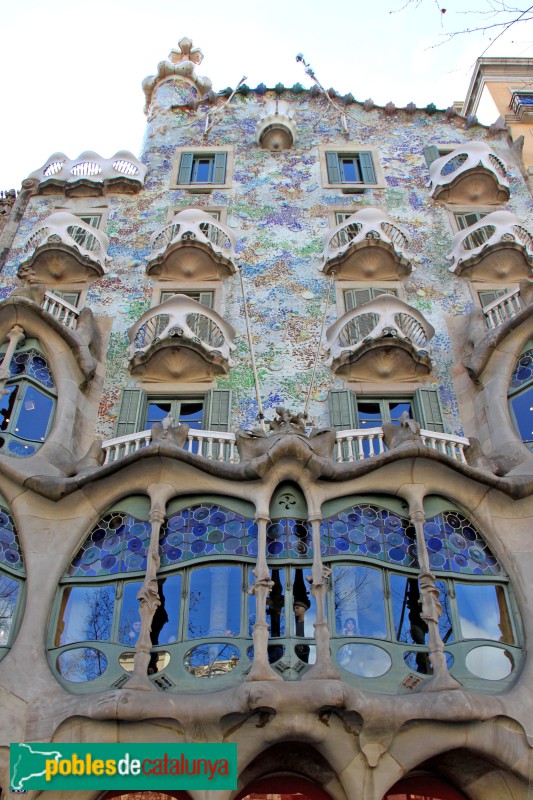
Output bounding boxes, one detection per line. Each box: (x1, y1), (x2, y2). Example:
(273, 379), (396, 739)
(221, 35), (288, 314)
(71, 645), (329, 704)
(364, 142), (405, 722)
(150, 415), (190, 448)
(405, 102), (417, 115)
(142, 37), (213, 113)
(382, 411), (422, 450)
(255, 100), (298, 151)
(235, 407), (336, 462)
(11, 265), (46, 305)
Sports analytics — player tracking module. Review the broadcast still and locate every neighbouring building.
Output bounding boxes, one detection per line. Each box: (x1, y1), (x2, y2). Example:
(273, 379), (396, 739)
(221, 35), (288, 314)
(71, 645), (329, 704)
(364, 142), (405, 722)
(0, 37), (533, 800)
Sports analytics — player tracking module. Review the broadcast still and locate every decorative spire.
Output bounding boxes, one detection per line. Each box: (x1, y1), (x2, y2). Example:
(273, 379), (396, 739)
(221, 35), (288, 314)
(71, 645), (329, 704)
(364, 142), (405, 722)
(142, 37), (213, 114)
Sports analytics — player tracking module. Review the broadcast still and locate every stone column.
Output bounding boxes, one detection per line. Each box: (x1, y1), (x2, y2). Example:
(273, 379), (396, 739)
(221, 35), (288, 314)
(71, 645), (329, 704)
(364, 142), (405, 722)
(126, 484), (172, 690)
(407, 491), (461, 692)
(246, 514), (282, 681)
(0, 325), (25, 391)
(303, 515), (339, 680)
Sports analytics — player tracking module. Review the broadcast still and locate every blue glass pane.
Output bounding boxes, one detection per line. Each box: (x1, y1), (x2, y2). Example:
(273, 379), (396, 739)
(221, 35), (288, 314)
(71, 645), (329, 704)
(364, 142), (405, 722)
(184, 643), (240, 677)
(194, 159), (212, 182)
(0, 573), (20, 644)
(160, 504), (251, 564)
(0, 385), (17, 431)
(69, 514), (151, 577)
(323, 504), (415, 565)
(154, 573), (181, 645)
(456, 583), (514, 644)
(179, 402), (203, 430)
(57, 585), (115, 645)
(340, 157), (361, 182)
(510, 349), (533, 388)
(14, 385), (53, 442)
(510, 388), (533, 448)
(118, 581), (142, 645)
(188, 565), (241, 639)
(57, 648), (107, 682)
(390, 575), (453, 645)
(0, 506), (23, 572)
(424, 511), (502, 576)
(333, 565), (387, 639)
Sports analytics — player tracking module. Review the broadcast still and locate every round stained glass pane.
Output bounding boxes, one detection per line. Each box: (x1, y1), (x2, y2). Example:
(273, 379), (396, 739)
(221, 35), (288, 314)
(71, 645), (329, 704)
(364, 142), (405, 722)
(208, 529), (224, 543)
(349, 529), (365, 545)
(267, 541), (283, 555)
(225, 520), (242, 535)
(465, 646), (513, 680)
(194, 507), (210, 520)
(337, 643), (391, 677)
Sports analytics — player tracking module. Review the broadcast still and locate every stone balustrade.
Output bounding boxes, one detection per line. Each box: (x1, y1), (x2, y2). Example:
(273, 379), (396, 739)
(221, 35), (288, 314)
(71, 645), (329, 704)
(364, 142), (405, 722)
(447, 210), (533, 281)
(323, 207), (412, 280)
(482, 287), (525, 330)
(41, 291), (80, 330)
(102, 426), (469, 465)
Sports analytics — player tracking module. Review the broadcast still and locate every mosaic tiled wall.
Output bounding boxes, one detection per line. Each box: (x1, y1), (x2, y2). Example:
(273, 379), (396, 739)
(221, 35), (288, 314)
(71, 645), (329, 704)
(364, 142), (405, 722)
(4, 78), (533, 440)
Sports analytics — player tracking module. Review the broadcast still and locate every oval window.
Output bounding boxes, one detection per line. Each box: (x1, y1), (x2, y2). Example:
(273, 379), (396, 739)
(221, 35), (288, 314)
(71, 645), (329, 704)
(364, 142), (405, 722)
(337, 643), (391, 677)
(57, 648), (108, 682)
(119, 651), (170, 674)
(184, 643), (240, 677)
(465, 646), (513, 680)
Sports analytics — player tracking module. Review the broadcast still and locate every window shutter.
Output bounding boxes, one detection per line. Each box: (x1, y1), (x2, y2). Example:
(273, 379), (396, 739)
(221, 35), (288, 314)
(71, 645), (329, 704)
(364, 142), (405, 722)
(213, 152), (227, 184)
(343, 288), (373, 311)
(199, 292), (214, 308)
(413, 388), (445, 432)
(423, 145), (440, 167)
(328, 389), (358, 430)
(326, 152), (341, 184)
(115, 388), (147, 436)
(177, 153), (194, 184)
(205, 388), (232, 431)
(373, 288), (397, 299)
(359, 152), (377, 184)
(478, 289), (508, 309)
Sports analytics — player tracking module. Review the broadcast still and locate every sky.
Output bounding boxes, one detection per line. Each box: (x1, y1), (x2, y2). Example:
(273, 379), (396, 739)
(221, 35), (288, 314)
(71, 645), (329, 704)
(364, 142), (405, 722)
(1, 0), (533, 190)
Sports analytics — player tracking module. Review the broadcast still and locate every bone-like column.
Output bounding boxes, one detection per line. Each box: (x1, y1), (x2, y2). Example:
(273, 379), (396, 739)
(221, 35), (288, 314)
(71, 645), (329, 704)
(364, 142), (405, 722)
(0, 325), (25, 391)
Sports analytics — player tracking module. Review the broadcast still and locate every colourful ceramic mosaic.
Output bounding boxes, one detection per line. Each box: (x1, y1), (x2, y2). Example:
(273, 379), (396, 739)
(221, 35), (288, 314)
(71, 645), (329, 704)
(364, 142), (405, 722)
(0, 505), (23, 572)
(423, 510), (502, 575)
(5, 83), (532, 440)
(321, 504), (416, 565)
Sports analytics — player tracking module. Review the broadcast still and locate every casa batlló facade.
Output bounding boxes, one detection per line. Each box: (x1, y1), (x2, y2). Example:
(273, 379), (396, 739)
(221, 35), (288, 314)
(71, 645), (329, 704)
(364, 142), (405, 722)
(0, 37), (533, 800)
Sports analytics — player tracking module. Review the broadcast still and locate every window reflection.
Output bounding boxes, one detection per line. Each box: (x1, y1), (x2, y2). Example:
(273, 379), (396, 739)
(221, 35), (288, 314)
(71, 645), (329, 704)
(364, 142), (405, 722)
(188, 565), (241, 638)
(390, 575), (453, 646)
(118, 582), (142, 645)
(0, 573), (20, 645)
(56, 585), (115, 646)
(333, 565), (387, 639)
(456, 583), (514, 643)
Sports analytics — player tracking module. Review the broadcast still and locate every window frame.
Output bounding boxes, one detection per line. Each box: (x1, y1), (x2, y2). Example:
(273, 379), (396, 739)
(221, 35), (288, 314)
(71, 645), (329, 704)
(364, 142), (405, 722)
(508, 342), (533, 451)
(336, 282), (401, 315)
(167, 205), (228, 225)
(319, 145), (385, 191)
(170, 146), (233, 191)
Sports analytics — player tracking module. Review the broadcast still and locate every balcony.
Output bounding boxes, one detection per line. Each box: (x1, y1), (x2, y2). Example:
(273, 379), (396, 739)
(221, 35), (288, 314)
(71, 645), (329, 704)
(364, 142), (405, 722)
(41, 291), (80, 329)
(102, 426), (468, 465)
(128, 294), (236, 381)
(509, 91), (533, 122)
(27, 151), (147, 196)
(447, 211), (533, 281)
(428, 142), (509, 204)
(482, 287), (526, 330)
(325, 294), (434, 381)
(19, 211), (111, 283)
(323, 208), (412, 280)
(146, 209), (236, 281)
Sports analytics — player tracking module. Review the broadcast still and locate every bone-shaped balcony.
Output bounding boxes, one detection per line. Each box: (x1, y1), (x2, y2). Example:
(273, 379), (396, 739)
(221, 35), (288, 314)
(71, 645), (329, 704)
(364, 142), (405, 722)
(447, 211), (533, 281)
(18, 211), (111, 283)
(326, 294), (434, 381)
(146, 209), (236, 281)
(128, 294), (236, 381)
(428, 141), (509, 204)
(323, 208), (412, 280)
(28, 151), (147, 196)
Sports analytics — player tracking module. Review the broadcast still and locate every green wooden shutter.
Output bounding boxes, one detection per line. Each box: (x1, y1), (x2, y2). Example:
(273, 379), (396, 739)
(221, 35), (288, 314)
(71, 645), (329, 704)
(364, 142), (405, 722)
(359, 152), (377, 184)
(373, 288), (398, 299)
(328, 389), (358, 430)
(177, 153), (194, 184)
(213, 152), (227, 184)
(343, 288), (373, 311)
(326, 152), (341, 184)
(205, 388), (232, 431)
(413, 388), (445, 432)
(478, 288), (508, 308)
(423, 145), (440, 168)
(116, 388), (147, 436)
(199, 291), (214, 308)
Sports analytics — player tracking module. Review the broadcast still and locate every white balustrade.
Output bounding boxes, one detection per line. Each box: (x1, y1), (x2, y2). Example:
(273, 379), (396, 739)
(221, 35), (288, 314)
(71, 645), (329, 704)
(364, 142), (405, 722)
(41, 292), (80, 330)
(103, 426), (469, 466)
(28, 150), (147, 190)
(447, 210), (533, 278)
(483, 288), (525, 330)
(429, 142), (508, 200)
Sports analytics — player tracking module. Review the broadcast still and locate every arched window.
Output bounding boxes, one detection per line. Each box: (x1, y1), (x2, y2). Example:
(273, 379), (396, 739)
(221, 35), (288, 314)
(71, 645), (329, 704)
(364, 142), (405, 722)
(508, 343), (533, 450)
(322, 495), (521, 691)
(0, 340), (56, 457)
(236, 777), (333, 800)
(0, 501), (24, 661)
(383, 774), (467, 800)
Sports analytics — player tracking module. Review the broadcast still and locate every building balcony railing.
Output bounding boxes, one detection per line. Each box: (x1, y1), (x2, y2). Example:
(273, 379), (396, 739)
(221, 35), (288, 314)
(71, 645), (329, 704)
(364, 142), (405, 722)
(482, 287), (525, 330)
(447, 210), (533, 281)
(322, 207), (412, 280)
(325, 294), (434, 380)
(101, 426), (469, 465)
(509, 91), (533, 122)
(41, 291), (80, 330)
(19, 211), (111, 282)
(128, 294), (236, 380)
(428, 142), (509, 204)
(27, 151), (147, 195)
(146, 208), (236, 280)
